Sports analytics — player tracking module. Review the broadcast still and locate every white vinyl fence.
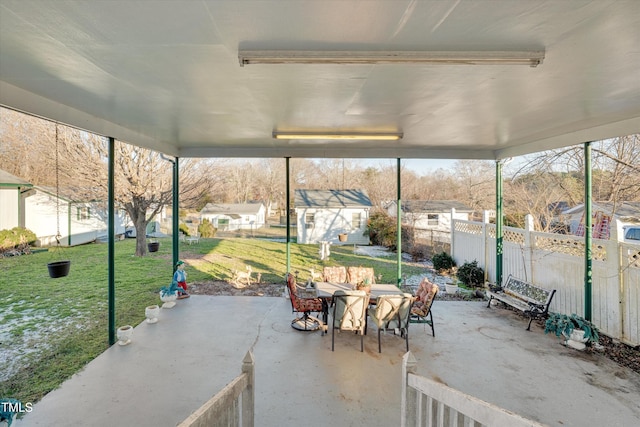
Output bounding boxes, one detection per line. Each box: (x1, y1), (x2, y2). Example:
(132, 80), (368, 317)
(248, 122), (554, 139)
(401, 352), (545, 427)
(178, 351), (254, 427)
(452, 215), (640, 346)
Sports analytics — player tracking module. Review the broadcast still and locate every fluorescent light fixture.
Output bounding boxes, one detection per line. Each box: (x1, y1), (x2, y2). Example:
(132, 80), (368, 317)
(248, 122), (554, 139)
(273, 132), (403, 141)
(240, 50), (545, 67)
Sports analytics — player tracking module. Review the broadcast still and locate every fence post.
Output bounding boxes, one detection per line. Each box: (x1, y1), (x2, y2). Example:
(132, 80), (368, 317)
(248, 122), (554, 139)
(482, 210), (491, 282)
(401, 351), (418, 427)
(524, 214), (534, 283)
(242, 350), (255, 427)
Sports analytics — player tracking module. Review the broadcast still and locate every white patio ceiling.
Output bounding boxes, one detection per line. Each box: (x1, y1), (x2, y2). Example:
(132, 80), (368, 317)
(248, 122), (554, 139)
(1, 0), (639, 160)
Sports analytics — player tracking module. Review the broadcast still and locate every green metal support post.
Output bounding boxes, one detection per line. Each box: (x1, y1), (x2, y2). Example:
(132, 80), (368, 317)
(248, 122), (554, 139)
(496, 160), (503, 288)
(172, 157), (179, 271)
(584, 142), (593, 321)
(286, 157), (291, 273)
(108, 137), (115, 345)
(397, 158), (402, 287)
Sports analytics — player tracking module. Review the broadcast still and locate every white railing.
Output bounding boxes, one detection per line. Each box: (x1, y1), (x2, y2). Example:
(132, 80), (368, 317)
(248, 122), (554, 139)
(178, 351), (254, 427)
(401, 352), (545, 427)
(452, 216), (640, 346)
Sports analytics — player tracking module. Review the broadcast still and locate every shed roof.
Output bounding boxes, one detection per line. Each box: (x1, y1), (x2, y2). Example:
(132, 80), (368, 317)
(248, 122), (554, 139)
(200, 203), (264, 216)
(0, 169), (32, 187)
(295, 189), (372, 209)
(562, 202), (640, 221)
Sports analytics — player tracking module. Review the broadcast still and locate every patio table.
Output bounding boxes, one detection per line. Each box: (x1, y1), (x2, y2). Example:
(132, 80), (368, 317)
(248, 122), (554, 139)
(314, 282), (404, 326)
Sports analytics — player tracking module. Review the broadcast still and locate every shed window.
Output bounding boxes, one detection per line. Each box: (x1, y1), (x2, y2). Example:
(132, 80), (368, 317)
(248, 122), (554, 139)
(427, 214), (439, 226)
(305, 213), (315, 228)
(77, 206), (91, 220)
(352, 213), (362, 229)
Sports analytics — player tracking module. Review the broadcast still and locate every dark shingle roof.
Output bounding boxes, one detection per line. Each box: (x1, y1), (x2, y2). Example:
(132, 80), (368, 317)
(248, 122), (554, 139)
(294, 189), (372, 208)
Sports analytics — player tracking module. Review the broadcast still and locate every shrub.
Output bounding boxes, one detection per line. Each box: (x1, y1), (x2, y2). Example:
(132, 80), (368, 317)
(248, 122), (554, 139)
(198, 219), (217, 238)
(0, 227), (37, 251)
(457, 260), (485, 287)
(366, 211), (396, 247)
(432, 251), (455, 272)
(178, 223), (191, 237)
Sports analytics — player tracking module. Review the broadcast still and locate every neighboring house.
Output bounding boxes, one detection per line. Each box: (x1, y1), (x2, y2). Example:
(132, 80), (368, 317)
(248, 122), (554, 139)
(561, 201), (640, 240)
(200, 203), (266, 231)
(24, 186), (129, 246)
(386, 200), (474, 236)
(0, 169), (33, 230)
(294, 189), (372, 245)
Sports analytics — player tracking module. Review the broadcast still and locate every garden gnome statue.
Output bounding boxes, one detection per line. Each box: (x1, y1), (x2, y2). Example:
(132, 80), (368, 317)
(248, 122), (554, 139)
(173, 260), (190, 299)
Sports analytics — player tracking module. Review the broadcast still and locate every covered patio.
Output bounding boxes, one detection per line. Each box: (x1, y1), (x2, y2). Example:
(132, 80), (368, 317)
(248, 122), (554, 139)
(19, 296), (640, 426)
(2, 1), (640, 424)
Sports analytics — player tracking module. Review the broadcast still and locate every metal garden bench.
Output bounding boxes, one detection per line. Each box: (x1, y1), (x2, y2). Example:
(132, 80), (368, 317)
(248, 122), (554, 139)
(486, 274), (556, 330)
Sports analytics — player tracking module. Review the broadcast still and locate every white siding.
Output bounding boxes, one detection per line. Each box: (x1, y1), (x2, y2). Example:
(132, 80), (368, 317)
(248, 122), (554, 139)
(0, 188), (20, 229)
(296, 207), (370, 245)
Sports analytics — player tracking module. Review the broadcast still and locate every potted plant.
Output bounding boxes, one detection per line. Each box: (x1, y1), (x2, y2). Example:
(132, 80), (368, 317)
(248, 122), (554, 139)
(159, 281), (180, 308)
(544, 312), (599, 350)
(147, 238), (160, 252)
(356, 278), (371, 294)
(338, 233), (348, 242)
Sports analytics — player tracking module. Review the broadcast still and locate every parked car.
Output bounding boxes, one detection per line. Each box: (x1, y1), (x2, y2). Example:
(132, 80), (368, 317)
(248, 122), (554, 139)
(622, 225), (640, 245)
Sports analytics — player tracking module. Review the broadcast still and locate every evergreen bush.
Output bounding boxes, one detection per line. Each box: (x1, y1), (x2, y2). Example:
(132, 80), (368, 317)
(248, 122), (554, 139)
(432, 251), (455, 272)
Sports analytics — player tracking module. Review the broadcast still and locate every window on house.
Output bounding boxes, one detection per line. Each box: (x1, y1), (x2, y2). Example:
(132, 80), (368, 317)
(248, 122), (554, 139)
(352, 213), (362, 229)
(77, 206), (91, 220)
(427, 214), (439, 226)
(305, 213), (315, 228)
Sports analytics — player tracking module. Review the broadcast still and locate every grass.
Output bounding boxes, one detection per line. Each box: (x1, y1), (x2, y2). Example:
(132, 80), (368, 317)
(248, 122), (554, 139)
(0, 236), (428, 404)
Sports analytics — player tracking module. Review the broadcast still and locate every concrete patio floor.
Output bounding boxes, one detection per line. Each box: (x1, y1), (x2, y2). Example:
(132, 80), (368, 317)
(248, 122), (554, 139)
(17, 296), (640, 427)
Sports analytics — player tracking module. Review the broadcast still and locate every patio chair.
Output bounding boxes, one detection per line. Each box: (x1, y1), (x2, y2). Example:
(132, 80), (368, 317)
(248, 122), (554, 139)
(331, 290), (369, 352)
(409, 278), (438, 337)
(366, 293), (414, 353)
(286, 273), (324, 332)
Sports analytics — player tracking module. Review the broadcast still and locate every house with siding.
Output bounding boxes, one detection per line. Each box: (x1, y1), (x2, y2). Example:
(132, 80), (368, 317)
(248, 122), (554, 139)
(200, 203), (266, 231)
(561, 201), (640, 240)
(387, 200), (473, 243)
(294, 189), (372, 245)
(0, 169), (33, 231)
(1, 168), (128, 246)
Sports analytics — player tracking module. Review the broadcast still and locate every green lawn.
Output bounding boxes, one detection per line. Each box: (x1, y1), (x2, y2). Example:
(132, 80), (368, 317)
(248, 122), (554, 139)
(0, 236), (427, 403)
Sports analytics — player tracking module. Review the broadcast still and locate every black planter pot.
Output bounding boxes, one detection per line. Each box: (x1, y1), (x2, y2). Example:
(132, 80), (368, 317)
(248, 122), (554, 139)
(148, 242), (160, 252)
(48, 260), (71, 278)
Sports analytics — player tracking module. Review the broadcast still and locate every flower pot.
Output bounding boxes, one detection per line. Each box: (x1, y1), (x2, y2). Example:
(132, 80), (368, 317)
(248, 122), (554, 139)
(338, 233), (348, 242)
(356, 285), (371, 295)
(47, 260), (71, 278)
(566, 329), (588, 350)
(147, 242), (160, 252)
(116, 325), (133, 346)
(145, 305), (160, 323)
(160, 292), (177, 309)
(445, 283), (458, 295)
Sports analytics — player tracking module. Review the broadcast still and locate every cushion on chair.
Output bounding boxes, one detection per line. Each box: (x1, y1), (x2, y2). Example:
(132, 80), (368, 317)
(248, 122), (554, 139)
(323, 266), (347, 283)
(369, 294), (413, 329)
(332, 290), (368, 331)
(347, 267), (376, 285)
(411, 278), (438, 317)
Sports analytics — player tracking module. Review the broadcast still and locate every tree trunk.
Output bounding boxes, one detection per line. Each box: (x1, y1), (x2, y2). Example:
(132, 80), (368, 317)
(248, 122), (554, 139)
(128, 205), (150, 257)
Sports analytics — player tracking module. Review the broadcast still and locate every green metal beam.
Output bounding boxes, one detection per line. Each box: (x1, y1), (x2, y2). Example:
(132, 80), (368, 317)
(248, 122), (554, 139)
(397, 158), (402, 287)
(496, 160), (503, 287)
(286, 157), (291, 273)
(108, 137), (115, 345)
(172, 157), (179, 271)
(584, 142), (593, 320)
